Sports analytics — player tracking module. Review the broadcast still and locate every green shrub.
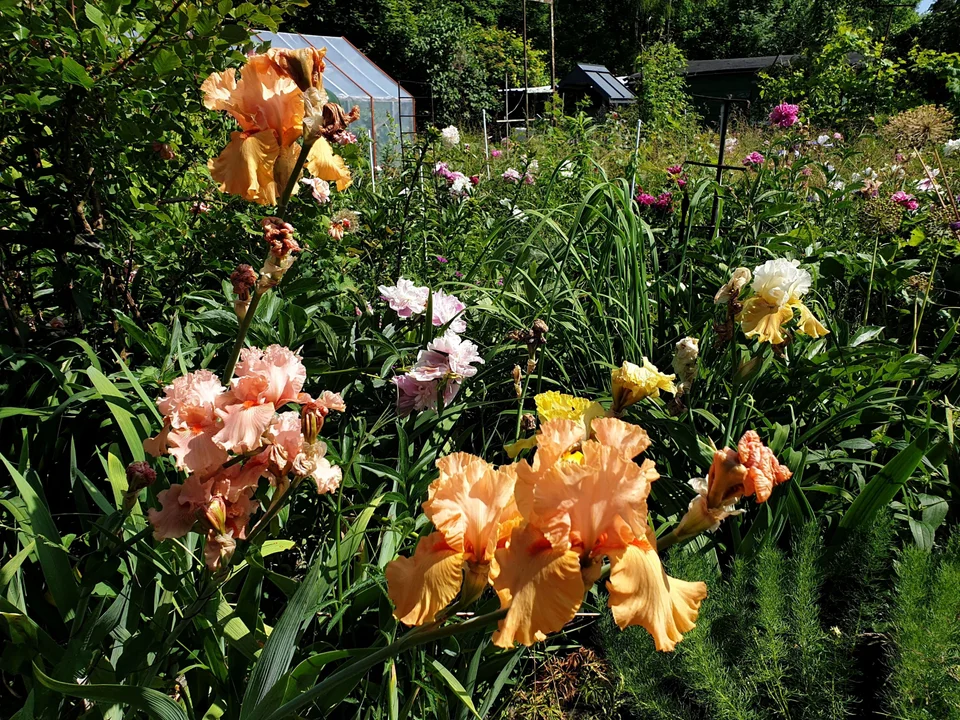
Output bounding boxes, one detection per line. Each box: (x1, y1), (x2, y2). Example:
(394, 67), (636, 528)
(633, 42), (699, 136)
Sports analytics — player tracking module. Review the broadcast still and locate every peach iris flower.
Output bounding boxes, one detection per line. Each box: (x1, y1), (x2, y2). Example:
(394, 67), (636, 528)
(144, 369), (227, 475)
(386, 453), (520, 626)
(201, 48), (352, 204)
(214, 346), (311, 454)
(494, 417), (706, 651)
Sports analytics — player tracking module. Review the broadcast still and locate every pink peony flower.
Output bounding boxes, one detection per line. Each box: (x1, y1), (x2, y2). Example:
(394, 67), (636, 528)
(408, 329), (484, 382)
(666, 165), (683, 175)
(635, 192), (656, 206)
(491, 149), (502, 158)
(430, 290), (467, 333)
(393, 374), (440, 416)
(891, 190), (919, 211)
(768, 103), (800, 128)
(300, 178), (331, 204)
(502, 168), (522, 183)
(379, 277), (430, 318)
(743, 151), (765, 167)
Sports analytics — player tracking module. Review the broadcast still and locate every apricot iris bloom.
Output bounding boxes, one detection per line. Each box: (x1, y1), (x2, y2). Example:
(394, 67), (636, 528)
(494, 417), (707, 651)
(202, 48), (353, 204)
(386, 453), (519, 625)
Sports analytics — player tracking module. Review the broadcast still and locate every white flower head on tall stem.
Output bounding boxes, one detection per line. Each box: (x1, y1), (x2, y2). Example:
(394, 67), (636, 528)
(440, 125), (460, 147)
(751, 259), (811, 309)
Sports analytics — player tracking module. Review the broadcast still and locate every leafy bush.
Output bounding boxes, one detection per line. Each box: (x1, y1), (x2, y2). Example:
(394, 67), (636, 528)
(633, 42), (698, 135)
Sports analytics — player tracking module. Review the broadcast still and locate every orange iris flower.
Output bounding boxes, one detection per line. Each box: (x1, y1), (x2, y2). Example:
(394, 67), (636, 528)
(494, 417), (706, 651)
(201, 48), (353, 205)
(387, 416), (709, 653)
(386, 453), (521, 626)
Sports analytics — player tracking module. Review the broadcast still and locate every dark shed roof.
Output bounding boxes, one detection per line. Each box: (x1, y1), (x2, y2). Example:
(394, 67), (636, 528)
(558, 63), (635, 104)
(684, 54), (799, 76)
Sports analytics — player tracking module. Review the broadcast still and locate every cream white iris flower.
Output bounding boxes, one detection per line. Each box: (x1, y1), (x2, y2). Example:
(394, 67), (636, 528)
(737, 259), (829, 344)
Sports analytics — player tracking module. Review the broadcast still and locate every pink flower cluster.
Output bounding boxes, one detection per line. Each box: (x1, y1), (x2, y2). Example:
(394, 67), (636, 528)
(768, 103), (800, 128)
(144, 347), (345, 570)
(392, 329), (484, 416)
(743, 151), (765, 167)
(636, 191), (673, 211)
(891, 190), (919, 212)
(435, 162), (478, 197)
(667, 164), (687, 188)
(502, 167), (534, 185)
(378, 277), (467, 333)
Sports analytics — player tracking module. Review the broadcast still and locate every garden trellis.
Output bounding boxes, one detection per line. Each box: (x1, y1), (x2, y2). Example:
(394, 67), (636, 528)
(253, 31), (415, 165)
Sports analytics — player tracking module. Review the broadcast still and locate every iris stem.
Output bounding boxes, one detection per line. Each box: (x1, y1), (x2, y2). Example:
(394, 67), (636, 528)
(222, 140), (315, 381)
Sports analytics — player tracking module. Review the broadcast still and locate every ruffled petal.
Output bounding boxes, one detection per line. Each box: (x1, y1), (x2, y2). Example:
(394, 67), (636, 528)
(166, 426), (228, 475)
(208, 129), (280, 205)
(795, 301), (830, 338)
(148, 485), (197, 540)
(737, 430), (792, 503)
(606, 536), (707, 651)
(143, 425), (171, 458)
(213, 402), (277, 453)
(705, 447), (748, 509)
(385, 532), (465, 626)
(491, 524), (584, 648)
(591, 417), (652, 459)
(737, 296), (795, 345)
(305, 137), (352, 191)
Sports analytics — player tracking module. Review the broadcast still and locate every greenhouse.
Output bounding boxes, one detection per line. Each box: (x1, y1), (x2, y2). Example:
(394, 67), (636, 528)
(253, 30), (415, 164)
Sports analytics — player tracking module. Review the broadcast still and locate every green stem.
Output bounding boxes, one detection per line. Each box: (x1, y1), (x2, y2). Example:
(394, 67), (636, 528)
(221, 140), (315, 381)
(262, 609), (508, 720)
(863, 234), (880, 325)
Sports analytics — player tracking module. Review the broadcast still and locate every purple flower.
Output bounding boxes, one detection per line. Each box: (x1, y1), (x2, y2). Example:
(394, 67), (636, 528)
(454, 270), (464, 279)
(496, 278), (504, 286)
(950, 221), (960, 231)
(654, 192), (673, 210)
(676, 178), (687, 188)
(801, 167), (813, 177)
(436, 255), (448, 264)
(635, 192), (656, 206)
(743, 151), (765, 167)
(666, 165), (683, 175)
(895, 153), (906, 163)
(768, 103), (800, 128)
(523, 173), (535, 185)
(491, 149), (502, 158)
(892, 191), (919, 212)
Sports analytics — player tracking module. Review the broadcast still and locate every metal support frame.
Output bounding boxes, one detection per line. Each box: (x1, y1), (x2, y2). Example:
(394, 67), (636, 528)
(687, 94), (750, 235)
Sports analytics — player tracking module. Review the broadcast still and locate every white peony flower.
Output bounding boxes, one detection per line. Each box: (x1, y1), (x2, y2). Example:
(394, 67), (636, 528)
(751, 259), (812, 308)
(440, 125), (460, 147)
(449, 174), (472, 197)
(944, 138), (960, 157)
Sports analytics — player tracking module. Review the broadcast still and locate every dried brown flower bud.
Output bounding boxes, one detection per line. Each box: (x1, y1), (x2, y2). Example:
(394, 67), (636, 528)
(532, 318), (549, 344)
(266, 47), (326, 92)
(230, 264), (257, 301)
(521, 413), (538, 432)
(262, 217), (300, 258)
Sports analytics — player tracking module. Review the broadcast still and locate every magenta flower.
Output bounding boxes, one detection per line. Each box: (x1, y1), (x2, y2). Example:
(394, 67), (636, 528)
(743, 151), (765, 167)
(654, 192), (673, 210)
(666, 165), (683, 175)
(768, 103), (800, 128)
(891, 190), (919, 212)
(436, 255), (448, 264)
(636, 192), (656, 206)
(454, 270), (464, 279)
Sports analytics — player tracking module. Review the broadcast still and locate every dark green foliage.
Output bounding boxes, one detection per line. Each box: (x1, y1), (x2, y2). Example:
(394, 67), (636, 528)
(597, 520), (960, 719)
